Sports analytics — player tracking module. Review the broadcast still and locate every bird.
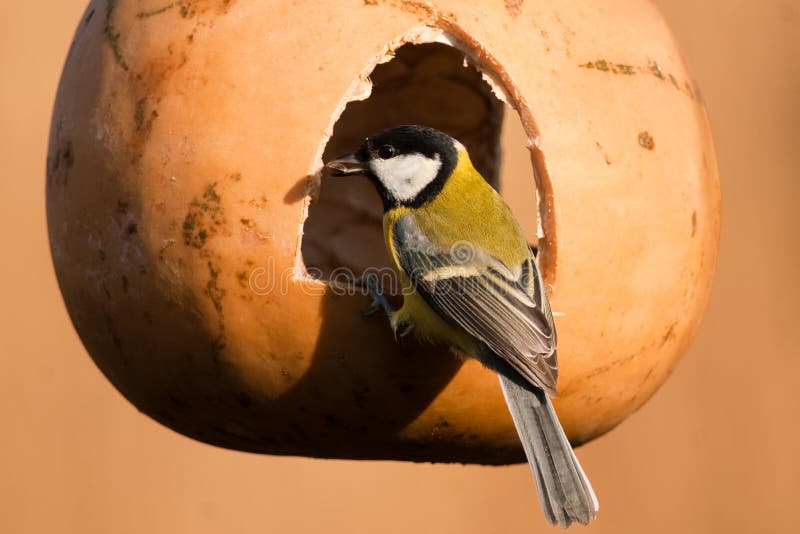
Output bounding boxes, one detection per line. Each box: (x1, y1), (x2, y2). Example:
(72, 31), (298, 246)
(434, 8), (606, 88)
(326, 125), (598, 527)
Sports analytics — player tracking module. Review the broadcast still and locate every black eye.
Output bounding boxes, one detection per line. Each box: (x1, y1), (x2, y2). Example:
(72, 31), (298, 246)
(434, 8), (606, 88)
(377, 145), (396, 159)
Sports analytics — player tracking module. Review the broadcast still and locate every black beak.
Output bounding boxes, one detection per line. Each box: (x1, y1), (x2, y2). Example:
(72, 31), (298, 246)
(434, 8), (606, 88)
(325, 152), (368, 176)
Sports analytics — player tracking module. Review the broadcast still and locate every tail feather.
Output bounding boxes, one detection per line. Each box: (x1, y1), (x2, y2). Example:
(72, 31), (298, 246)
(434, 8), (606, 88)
(500, 374), (598, 528)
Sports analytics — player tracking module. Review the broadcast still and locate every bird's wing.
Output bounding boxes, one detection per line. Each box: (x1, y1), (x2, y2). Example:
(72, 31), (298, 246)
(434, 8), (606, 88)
(393, 214), (558, 394)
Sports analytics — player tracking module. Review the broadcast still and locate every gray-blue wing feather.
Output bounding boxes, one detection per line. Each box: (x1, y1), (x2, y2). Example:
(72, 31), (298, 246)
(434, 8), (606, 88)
(393, 214), (558, 395)
(393, 214), (598, 526)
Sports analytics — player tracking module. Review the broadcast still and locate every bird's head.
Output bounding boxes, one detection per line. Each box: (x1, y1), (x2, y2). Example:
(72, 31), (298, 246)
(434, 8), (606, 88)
(326, 125), (460, 209)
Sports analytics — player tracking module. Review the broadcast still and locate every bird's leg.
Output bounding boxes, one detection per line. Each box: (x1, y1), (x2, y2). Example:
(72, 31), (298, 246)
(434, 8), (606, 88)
(349, 273), (414, 339)
(349, 273), (394, 318)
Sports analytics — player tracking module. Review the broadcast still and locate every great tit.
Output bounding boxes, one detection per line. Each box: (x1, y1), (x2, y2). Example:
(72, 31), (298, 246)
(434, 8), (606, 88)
(326, 125), (598, 527)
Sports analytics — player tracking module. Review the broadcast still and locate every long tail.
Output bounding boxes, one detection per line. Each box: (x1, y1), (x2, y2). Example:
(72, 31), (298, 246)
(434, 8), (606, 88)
(500, 374), (599, 528)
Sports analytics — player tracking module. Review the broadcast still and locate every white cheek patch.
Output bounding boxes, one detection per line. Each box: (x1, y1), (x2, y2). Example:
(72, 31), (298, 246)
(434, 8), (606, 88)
(370, 153), (442, 202)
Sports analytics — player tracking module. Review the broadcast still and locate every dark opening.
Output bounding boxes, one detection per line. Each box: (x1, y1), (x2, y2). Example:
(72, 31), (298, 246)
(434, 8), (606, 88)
(302, 42), (538, 281)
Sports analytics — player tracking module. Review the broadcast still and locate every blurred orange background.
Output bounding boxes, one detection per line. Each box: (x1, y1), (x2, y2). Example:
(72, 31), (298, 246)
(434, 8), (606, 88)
(1, 1), (798, 533)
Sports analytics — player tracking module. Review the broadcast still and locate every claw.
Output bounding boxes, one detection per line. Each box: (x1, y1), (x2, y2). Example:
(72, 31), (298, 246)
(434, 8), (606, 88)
(351, 274), (394, 319)
(349, 274), (415, 339)
(362, 296), (383, 317)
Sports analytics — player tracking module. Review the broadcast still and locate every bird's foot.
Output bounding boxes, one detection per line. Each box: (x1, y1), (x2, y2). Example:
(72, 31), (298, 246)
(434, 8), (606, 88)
(349, 274), (414, 340)
(350, 273), (394, 319)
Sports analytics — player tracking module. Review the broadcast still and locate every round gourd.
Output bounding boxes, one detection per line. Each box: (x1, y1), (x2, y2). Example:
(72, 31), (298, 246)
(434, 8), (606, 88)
(47, 0), (719, 462)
